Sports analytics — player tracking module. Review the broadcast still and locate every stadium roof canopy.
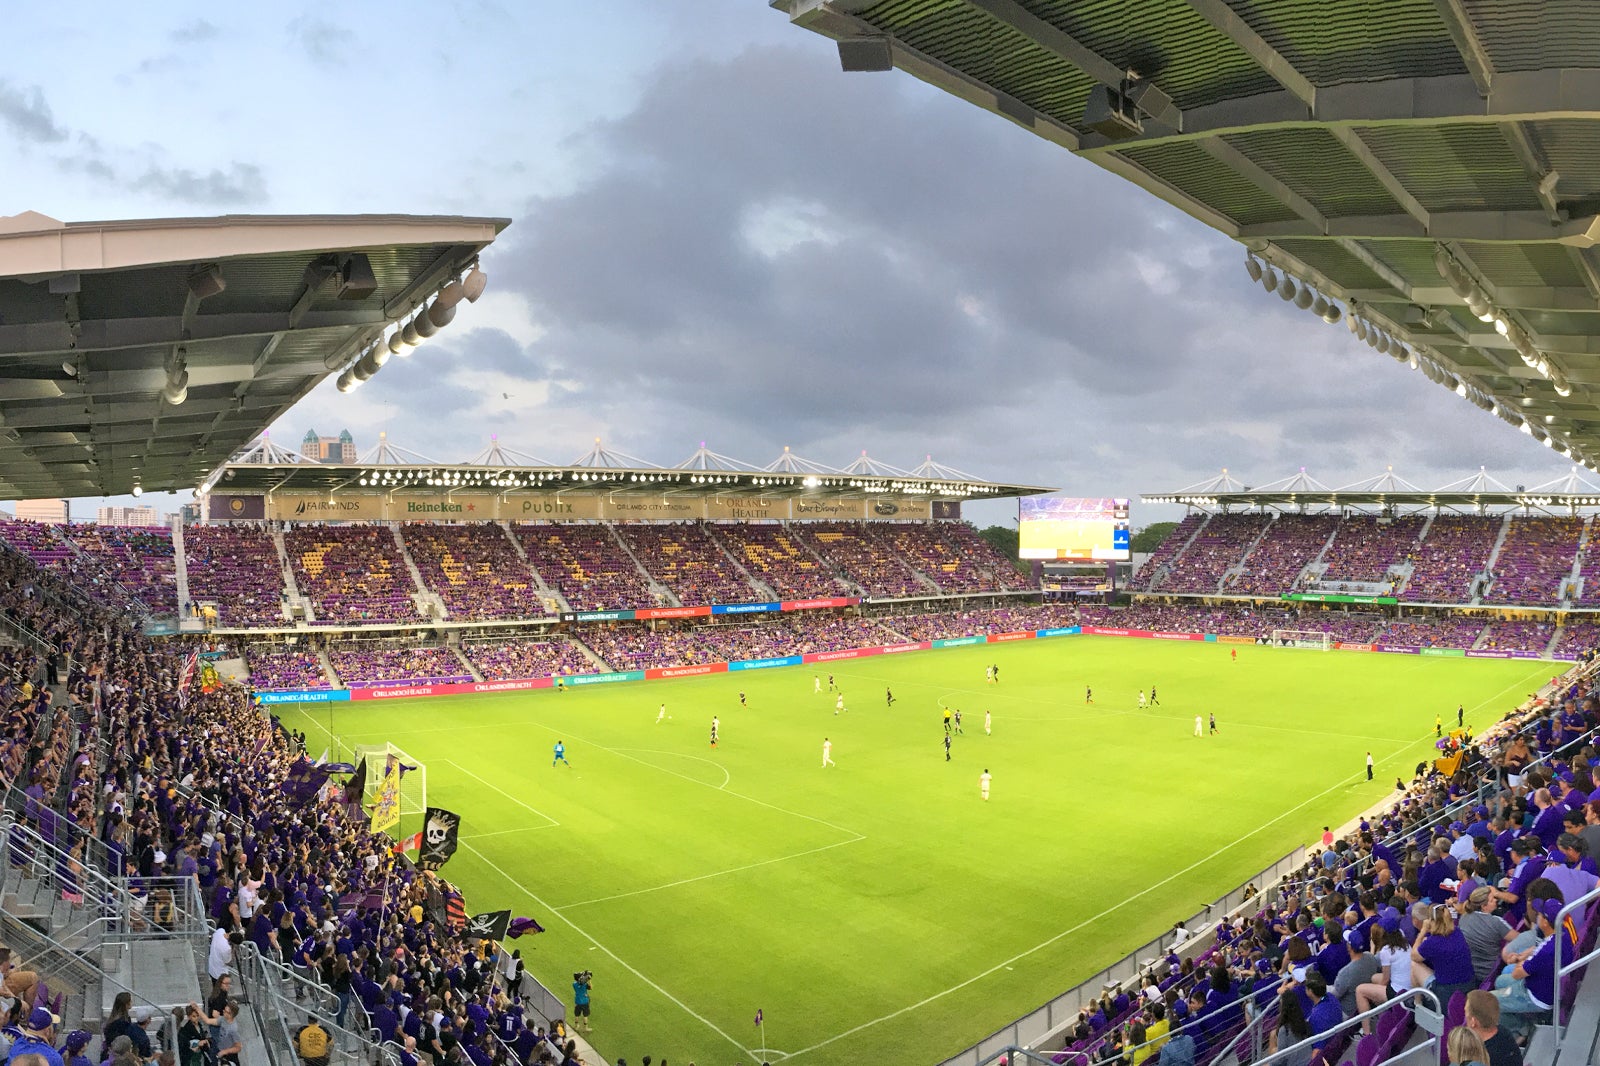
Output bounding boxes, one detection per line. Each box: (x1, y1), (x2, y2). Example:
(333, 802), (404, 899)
(1143, 464), (1600, 513)
(775, 1), (1600, 466)
(0, 212), (508, 500)
(213, 436), (1052, 500)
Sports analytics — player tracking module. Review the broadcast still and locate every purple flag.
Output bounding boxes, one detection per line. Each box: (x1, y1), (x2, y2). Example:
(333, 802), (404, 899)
(506, 917), (545, 938)
(281, 759), (331, 807)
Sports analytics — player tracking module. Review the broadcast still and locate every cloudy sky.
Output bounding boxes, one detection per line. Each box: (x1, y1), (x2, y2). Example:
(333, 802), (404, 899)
(3, 0), (1585, 526)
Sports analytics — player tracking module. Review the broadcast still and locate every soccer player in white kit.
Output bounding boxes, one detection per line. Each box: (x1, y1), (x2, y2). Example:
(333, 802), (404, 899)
(980, 769), (991, 800)
(984, 710), (991, 735)
(814, 675), (820, 694)
(1138, 691), (1147, 708)
(1194, 714), (1203, 736)
(656, 703), (666, 724)
(822, 738), (834, 767)
(835, 693), (844, 715)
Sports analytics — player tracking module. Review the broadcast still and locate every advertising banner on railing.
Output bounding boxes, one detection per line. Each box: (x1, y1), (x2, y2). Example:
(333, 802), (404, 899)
(781, 597), (859, 612)
(567, 671), (647, 686)
(1420, 647), (1467, 657)
(350, 677), (557, 700)
(645, 663), (729, 680)
(729, 655), (804, 671)
(1217, 635), (1256, 645)
(713, 602), (781, 616)
(988, 631), (1036, 642)
(1284, 593), (1399, 605)
(1375, 645), (1421, 655)
(1036, 627), (1080, 638)
(932, 636), (985, 648)
(635, 606), (712, 620)
(256, 689), (349, 704)
(1337, 643), (1375, 653)
(1464, 649), (1546, 660)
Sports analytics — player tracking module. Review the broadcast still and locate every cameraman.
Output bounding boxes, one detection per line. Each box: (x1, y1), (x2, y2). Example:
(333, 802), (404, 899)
(571, 971), (592, 1033)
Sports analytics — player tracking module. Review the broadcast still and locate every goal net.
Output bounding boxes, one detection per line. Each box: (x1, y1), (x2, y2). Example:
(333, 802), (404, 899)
(351, 743), (428, 835)
(1270, 629), (1334, 651)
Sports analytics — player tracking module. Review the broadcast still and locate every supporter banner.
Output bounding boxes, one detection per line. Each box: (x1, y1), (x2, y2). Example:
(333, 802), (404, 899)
(636, 606), (713, 620)
(208, 494), (266, 520)
(256, 689), (349, 704)
(988, 631), (1036, 643)
(567, 671), (646, 686)
(1284, 593), (1398, 605)
(646, 663), (729, 680)
(1036, 627), (1080, 638)
(419, 807), (462, 868)
(713, 602), (781, 615)
(730, 655), (804, 671)
(932, 636), (985, 648)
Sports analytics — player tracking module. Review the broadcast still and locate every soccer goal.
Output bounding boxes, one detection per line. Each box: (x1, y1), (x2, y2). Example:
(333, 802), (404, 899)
(351, 742), (428, 832)
(1271, 629), (1334, 651)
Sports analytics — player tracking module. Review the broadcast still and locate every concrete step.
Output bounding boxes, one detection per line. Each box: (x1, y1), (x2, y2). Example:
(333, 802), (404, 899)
(231, 1003), (275, 1066)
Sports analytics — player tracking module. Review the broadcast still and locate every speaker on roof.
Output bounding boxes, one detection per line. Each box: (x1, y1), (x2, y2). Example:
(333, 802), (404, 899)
(338, 254), (377, 301)
(1083, 85), (1143, 140)
(837, 37), (892, 72)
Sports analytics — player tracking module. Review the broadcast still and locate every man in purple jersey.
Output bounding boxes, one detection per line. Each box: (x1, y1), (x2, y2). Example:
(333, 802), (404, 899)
(1494, 898), (1579, 1037)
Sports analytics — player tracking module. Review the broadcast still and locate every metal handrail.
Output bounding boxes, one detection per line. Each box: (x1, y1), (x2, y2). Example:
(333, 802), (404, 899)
(235, 942), (397, 1066)
(1240, 985), (1442, 1066)
(1549, 880), (1600, 1059)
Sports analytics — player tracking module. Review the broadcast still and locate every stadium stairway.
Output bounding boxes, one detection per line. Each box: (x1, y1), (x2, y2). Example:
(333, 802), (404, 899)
(567, 634), (613, 673)
(499, 521), (568, 611)
(1562, 517), (1593, 606)
(320, 647), (342, 687)
(450, 645), (484, 682)
(783, 520), (860, 594)
(605, 524), (679, 606)
(1142, 513), (1213, 590)
(701, 523), (779, 601)
(270, 528), (315, 621)
(1218, 518), (1276, 594)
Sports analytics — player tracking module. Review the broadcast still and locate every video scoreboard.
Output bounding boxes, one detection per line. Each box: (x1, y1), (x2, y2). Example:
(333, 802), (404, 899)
(1018, 496), (1130, 562)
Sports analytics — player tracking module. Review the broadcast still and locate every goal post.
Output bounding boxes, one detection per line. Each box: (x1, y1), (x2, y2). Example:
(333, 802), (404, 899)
(1270, 629), (1333, 651)
(351, 742), (428, 836)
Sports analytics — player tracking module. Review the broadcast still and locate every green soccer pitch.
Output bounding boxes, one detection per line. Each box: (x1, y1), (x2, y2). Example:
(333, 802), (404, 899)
(280, 637), (1552, 1066)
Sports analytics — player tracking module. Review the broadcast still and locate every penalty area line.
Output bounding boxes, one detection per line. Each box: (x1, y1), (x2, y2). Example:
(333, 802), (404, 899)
(443, 759), (561, 829)
(459, 840), (759, 1061)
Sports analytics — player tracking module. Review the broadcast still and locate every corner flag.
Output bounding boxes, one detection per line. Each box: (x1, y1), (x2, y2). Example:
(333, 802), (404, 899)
(754, 1009), (763, 1027)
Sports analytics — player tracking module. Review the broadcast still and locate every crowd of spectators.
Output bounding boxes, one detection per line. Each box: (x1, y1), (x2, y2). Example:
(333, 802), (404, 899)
(65, 525), (178, 615)
(402, 524), (549, 621)
(1374, 618), (1488, 650)
(245, 648), (331, 690)
(1230, 516), (1334, 597)
(876, 522), (1034, 594)
(183, 526), (287, 627)
(1132, 514), (1205, 590)
(514, 523), (657, 612)
(710, 524), (850, 599)
(1402, 517), (1499, 603)
(1478, 621), (1556, 656)
(886, 604), (1083, 642)
(1154, 515), (1270, 594)
(1482, 518), (1584, 606)
(612, 523), (760, 606)
(790, 523), (929, 598)
(1318, 516), (1425, 587)
(286, 526), (423, 626)
(328, 645), (472, 687)
(463, 638), (594, 681)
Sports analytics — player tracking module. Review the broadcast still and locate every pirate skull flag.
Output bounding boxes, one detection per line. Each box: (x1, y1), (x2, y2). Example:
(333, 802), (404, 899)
(419, 807), (462, 867)
(464, 909), (511, 941)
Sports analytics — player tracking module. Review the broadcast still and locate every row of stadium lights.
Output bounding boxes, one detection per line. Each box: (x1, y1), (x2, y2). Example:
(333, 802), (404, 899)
(346, 469), (998, 494)
(1433, 247), (1572, 397)
(1244, 253), (1580, 461)
(335, 264), (489, 393)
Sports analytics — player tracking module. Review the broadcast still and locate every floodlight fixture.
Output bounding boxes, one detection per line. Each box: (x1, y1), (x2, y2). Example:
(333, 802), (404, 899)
(462, 266), (488, 303)
(414, 309), (439, 339)
(1261, 266), (1279, 293)
(1278, 277), (1297, 301)
(131, 480), (142, 497)
(1294, 286), (1314, 310)
(428, 300), (456, 329)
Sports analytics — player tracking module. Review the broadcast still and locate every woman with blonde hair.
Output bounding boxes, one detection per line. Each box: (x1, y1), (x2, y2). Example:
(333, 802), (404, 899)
(1446, 1025), (1488, 1066)
(1412, 903), (1477, 1005)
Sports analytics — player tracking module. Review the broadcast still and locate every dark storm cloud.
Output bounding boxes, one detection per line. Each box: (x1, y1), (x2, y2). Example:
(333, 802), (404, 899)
(481, 43), (1568, 496)
(0, 81), (67, 143)
(132, 162), (268, 205)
